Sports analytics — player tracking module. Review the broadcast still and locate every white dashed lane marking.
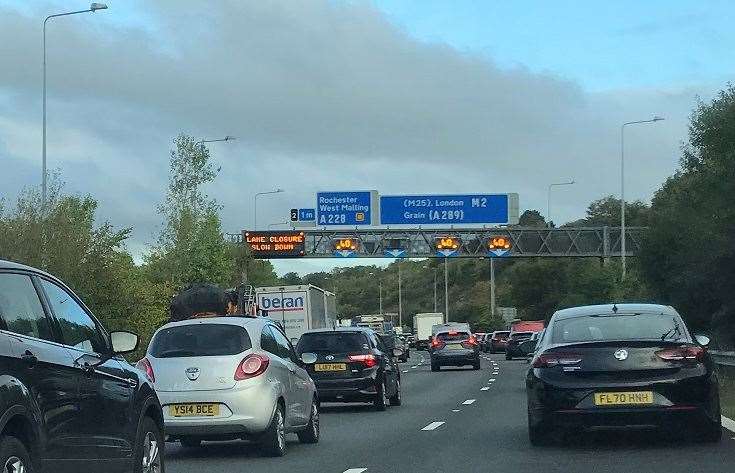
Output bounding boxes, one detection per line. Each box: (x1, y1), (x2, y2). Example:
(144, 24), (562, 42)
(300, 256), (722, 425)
(489, 378), (496, 382)
(462, 399), (476, 405)
(480, 387), (490, 391)
(421, 421), (446, 431)
(343, 469), (368, 473)
(452, 409), (461, 412)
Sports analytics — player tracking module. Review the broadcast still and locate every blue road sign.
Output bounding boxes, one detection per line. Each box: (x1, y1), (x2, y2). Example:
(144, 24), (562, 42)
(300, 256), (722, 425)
(384, 249), (406, 258)
(380, 194), (516, 225)
(436, 249), (459, 257)
(488, 249), (511, 257)
(334, 250), (356, 258)
(317, 191), (377, 226)
(299, 208), (316, 221)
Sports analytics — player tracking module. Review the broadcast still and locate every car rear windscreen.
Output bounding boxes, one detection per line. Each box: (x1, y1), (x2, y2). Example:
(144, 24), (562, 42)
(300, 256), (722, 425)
(494, 331), (510, 337)
(552, 313), (685, 343)
(150, 324), (252, 358)
(297, 332), (370, 354)
(511, 332), (533, 339)
(437, 331), (470, 341)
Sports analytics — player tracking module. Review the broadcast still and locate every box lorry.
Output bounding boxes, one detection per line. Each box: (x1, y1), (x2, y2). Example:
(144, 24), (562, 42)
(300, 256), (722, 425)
(256, 285), (337, 342)
(414, 312), (444, 350)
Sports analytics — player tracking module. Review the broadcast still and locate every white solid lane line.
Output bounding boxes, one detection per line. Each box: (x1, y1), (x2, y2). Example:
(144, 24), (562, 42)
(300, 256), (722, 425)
(489, 378), (496, 381)
(343, 469), (367, 473)
(452, 409), (461, 412)
(462, 399), (476, 405)
(480, 387), (490, 391)
(421, 421), (446, 431)
(411, 365), (418, 369)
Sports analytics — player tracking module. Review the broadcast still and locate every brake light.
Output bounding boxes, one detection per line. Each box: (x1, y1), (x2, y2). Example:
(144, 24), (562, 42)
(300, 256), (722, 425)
(235, 354), (270, 380)
(532, 353), (582, 368)
(655, 346), (704, 362)
(348, 354), (377, 368)
(462, 336), (478, 349)
(136, 358), (155, 383)
(431, 338), (445, 350)
(448, 330), (458, 335)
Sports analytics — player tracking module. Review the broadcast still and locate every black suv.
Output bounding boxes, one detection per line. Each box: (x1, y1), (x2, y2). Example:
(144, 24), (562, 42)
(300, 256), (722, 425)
(0, 260), (164, 473)
(296, 327), (403, 411)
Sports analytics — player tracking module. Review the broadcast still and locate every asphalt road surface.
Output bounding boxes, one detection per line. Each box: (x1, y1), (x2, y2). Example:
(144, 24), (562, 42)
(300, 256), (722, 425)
(167, 352), (735, 473)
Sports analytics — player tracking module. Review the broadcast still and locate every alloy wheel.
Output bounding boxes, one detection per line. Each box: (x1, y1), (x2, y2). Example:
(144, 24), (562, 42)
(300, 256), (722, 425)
(276, 409), (285, 451)
(3, 457), (24, 473)
(142, 431), (162, 473)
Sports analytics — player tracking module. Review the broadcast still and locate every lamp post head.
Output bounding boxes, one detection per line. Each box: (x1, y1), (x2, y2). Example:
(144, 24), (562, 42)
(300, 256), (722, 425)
(652, 116), (665, 122)
(224, 135), (236, 141)
(276, 188), (284, 193)
(90, 3), (108, 11)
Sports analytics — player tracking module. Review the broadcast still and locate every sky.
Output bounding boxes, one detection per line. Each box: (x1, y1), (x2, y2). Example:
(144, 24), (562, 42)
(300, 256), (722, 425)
(1, 0), (733, 276)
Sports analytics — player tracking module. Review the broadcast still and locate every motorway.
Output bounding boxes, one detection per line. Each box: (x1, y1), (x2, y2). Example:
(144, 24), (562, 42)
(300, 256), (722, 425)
(167, 352), (735, 473)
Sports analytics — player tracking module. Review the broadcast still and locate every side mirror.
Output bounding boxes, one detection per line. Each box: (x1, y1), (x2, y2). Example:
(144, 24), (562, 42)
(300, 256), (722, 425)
(392, 348), (404, 358)
(695, 334), (711, 347)
(301, 352), (318, 365)
(110, 331), (139, 354)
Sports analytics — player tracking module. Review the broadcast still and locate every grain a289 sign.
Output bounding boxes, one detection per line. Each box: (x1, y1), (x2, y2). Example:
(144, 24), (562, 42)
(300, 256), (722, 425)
(380, 193), (519, 225)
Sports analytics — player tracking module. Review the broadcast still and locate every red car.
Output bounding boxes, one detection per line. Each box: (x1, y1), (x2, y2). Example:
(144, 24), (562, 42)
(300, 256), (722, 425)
(489, 331), (510, 353)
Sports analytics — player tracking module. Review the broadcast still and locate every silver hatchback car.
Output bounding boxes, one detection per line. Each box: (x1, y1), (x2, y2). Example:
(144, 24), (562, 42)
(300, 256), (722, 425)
(139, 316), (319, 456)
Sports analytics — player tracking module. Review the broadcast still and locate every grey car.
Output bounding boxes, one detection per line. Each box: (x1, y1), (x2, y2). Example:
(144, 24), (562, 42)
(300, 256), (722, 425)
(141, 316), (320, 456)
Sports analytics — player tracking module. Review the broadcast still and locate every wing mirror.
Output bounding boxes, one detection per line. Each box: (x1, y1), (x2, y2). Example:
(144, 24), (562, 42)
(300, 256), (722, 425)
(111, 331), (139, 354)
(694, 334), (711, 347)
(301, 352), (318, 364)
(392, 348), (404, 358)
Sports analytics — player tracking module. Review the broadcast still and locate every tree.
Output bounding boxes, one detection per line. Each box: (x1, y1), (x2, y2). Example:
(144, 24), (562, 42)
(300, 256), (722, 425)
(281, 272), (303, 285)
(518, 209), (546, 227)
(564, 196), (649, 227)
(640, 85), (735, 343)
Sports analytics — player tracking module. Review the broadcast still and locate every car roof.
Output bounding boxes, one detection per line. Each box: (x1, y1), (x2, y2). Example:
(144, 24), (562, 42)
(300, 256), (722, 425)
(0, 259), (57, 280)
(551, 303), (678, 321)
(302, 327), (374, 335)
(158, 316), (271, 331)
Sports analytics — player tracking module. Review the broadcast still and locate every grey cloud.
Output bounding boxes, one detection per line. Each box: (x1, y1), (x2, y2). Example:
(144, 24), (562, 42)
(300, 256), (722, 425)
(0, 1), (721, 273)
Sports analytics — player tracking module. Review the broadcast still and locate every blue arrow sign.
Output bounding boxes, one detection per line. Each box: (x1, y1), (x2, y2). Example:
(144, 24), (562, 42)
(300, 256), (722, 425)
(384, 249), (406, 258)
(317, 191), (378, 226)
(488, 249), (511, 257)
(436, 249), (459, 257)
(334, 250), (356, 258)
(380, 194), (517, 225)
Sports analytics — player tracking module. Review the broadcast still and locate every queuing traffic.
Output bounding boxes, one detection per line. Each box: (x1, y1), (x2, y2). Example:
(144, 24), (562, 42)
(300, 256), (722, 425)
(1, 259), (729, 473)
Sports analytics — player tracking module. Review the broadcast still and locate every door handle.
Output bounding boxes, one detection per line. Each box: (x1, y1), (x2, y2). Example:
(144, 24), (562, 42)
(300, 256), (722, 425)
(125, 378), (138, 388)
(21, 351), (38, 368)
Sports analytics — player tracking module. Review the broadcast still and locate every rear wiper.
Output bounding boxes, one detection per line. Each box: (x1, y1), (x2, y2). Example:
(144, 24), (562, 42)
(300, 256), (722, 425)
(158, 349), (196, 357)
(660, 318), (682, 341)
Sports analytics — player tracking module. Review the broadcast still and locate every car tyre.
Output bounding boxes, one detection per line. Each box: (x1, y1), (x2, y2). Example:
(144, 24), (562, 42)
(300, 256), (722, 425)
(297, 399), (320, 444)
(374, 379), (388, 411)
(505, 352), (512, 360)
(179, 437), (202, 449)
(431, 363), (439, 372)
(700, 418), (722, 443)
(528, 416), (550, 447)
(473, 360), (481, 370)
(389, 379), (402, 406)
(261, 404), (287, 456)
(0, 436), (34, 473)
(134, 417), (165, 473)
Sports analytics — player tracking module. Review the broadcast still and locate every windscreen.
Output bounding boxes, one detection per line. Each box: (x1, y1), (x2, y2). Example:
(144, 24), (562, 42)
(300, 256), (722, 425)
(437, 331), (470, 341)
(297, 332), (370, 354)
(150, 324), (251, 358)
(511, 332), (533, 339)
(552, 314), (686, 344)
(494, 331), (510, 338)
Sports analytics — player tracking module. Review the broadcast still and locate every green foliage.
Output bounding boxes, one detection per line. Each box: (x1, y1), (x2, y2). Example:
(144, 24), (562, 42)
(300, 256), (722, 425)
(640, 85), (735, 343)
(518, 209), (546, 227)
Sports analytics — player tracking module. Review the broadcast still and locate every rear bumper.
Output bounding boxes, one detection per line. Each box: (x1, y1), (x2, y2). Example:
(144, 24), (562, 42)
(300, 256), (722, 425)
(157, 379), (277, 437)
(431, 350), (479, 366)
(314, 374), (379, 402)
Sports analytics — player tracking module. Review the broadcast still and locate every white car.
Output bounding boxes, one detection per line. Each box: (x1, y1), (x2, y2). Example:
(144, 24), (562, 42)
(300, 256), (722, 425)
(138, 316), (320, 456)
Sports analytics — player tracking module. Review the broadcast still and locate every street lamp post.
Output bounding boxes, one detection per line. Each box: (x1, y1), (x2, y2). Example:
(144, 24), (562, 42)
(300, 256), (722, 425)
(547, 179), (575, 226)
(369, 272), (383, 315)
(424, 265), (438, 312)
(267, 221), (289, 229)
(42, 3), (108, 208)
(620, 116), (664, 279)
(398, 262), (403, 329)
(444, 258), (449, 323)
(254, 189), (284, 230)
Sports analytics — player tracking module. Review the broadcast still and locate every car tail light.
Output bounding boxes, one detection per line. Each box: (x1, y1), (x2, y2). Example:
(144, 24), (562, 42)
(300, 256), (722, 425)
(348, 354), (377, 368)
(462, 336), (478, 349)
(431, 338), (445, 350)
(136, 358), (155, 383)
(235, 354), (270, 380)
(655, 346), (704, 362)
(532, 353), (582, 368)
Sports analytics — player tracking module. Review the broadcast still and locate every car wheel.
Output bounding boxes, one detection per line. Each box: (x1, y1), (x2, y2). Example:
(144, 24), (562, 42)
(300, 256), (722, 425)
(700, 418), (723, 443)
(297, 398), (320, 444)
(431, 363), (439, 372)
(134, 417), (164, 473)
(374, 379), (388, 411)
(505, 352), (512, 360)
(179, 437), (202, 449)
(0, 436), (33, 473)
(473, 360), (481, 370)
(389, 379), (402, 406)
(261, 404), (287, 456)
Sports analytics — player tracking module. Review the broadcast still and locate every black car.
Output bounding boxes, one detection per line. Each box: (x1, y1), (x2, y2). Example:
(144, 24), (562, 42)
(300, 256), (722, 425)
(430, 329), (480, 371)
(296, 327), (402, 411)
(0, 259), (164, 472)
(505, 331), (535, 359)
(526, 303), (722, 446)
